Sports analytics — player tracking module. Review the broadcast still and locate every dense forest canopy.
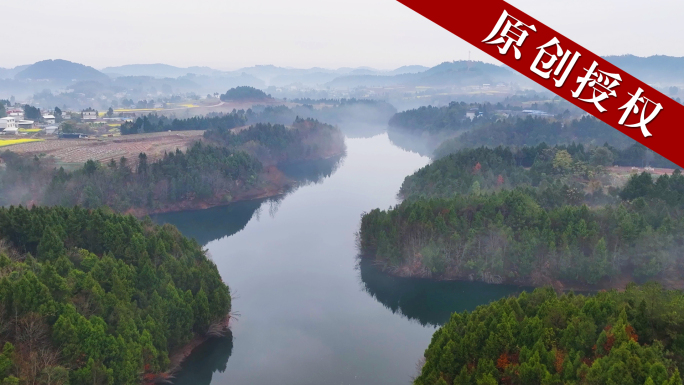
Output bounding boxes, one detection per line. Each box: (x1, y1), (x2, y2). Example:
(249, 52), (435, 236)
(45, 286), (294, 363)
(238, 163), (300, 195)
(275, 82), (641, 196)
(415, 284), (684, 385)
(0, 205), (230, 383)
(219, 86), (271, 102)
(400, 143), (675, 201)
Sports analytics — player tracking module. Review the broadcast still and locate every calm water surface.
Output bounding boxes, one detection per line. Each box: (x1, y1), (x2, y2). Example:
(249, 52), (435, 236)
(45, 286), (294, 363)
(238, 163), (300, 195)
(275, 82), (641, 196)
(153, 134), (524, 385)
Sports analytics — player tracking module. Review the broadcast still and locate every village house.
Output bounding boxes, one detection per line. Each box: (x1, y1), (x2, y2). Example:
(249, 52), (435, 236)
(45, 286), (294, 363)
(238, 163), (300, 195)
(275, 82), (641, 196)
(0, 117), (18, 134)
(17, 120), (34, 129)
(42, 114), (55, 124)
(82, 110), (98, 120)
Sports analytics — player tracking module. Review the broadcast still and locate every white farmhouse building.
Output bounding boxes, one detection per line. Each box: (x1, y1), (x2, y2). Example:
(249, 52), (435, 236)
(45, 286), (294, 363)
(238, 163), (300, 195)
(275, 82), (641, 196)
(82, 110), (98, 120)
(0, 117), (18, 134)
(43, 114), (55, 124)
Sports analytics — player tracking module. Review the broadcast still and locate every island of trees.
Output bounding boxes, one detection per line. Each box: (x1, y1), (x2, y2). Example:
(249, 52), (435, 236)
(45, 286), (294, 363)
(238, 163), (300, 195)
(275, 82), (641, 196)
(0, 205), (230, 384)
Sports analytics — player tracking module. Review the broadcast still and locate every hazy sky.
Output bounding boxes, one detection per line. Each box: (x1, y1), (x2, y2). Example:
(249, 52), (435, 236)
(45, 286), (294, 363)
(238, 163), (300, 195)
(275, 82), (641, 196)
(3, 0), (682, 70)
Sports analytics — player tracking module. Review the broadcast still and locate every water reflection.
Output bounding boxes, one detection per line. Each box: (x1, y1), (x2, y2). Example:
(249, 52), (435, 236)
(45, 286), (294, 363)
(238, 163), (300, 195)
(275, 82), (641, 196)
(171, 332), (234, 385)
(152, 154), (345, 245)
(358, 258), (529, 327)
(386, 127), (445, 158)
(151, 199), (267, 245)
(278, 154), (345, 186)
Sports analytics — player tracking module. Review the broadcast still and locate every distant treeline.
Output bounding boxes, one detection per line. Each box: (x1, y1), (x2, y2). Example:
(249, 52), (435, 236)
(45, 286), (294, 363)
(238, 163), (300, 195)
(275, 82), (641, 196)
(434, 116), (644, 158)
(120, 113), (246, 135)
(204, 117), (346, 165)
(389, 102), (493, 134)
(0, 205), (230, 383)
(245, 99), (397, 130)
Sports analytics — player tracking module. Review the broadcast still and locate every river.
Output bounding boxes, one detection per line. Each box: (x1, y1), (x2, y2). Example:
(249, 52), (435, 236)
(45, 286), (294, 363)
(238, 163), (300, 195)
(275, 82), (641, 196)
(152, 133), (525, 385)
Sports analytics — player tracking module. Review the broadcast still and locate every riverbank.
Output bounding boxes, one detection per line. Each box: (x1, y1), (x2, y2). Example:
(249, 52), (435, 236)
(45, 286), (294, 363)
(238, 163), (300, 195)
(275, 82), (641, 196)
(364, 256), (684, 293)
(124, 165), (293, 217)
(144, 316), (231, 384)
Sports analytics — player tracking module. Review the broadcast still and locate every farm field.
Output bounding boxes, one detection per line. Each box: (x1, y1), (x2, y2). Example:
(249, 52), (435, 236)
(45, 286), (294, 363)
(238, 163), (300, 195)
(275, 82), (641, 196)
(0, 138), (44, 147)
(4, 131), (204, 165)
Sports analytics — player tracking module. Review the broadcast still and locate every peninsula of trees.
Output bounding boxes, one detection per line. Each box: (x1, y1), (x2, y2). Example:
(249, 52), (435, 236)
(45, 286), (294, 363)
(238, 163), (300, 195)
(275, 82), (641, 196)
(0, 205), (230, 384)
(0, 117), (346, 215)
(415, 284), (684, 385)
(359, 143), (684, 288)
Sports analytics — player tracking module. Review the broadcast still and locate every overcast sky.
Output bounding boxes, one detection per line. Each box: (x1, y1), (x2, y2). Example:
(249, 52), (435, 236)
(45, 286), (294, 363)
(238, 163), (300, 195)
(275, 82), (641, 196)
(3, 0), (682, 70)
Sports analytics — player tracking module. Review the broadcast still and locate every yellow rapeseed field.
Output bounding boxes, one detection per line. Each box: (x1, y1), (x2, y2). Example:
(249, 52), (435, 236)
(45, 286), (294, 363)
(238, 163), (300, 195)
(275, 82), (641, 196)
(18, 128), (41, 133)
(0, 138), (44, 147)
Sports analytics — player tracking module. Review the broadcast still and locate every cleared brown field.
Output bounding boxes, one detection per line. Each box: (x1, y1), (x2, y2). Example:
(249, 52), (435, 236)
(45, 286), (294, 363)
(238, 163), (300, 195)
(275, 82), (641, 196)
(608, 165), (676, 187)
(6, 131), (204, 165)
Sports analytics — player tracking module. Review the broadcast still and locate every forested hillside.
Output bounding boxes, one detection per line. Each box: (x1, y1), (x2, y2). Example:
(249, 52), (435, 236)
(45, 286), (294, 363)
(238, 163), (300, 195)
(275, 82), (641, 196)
(399, 143), (674, 200)
(415, 285), (684, 385)
(359, 141), (684, 287)
(0, 205), (230, 384)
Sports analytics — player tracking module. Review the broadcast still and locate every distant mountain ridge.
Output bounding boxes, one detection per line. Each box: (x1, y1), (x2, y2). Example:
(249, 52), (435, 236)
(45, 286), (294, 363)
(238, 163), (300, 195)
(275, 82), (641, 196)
(14, 59), (108, 82)
(102, 63), (223, 78)
(604, 55), (684, 85)
(325, 61), (519, 88)
(99, 63), (430, 86)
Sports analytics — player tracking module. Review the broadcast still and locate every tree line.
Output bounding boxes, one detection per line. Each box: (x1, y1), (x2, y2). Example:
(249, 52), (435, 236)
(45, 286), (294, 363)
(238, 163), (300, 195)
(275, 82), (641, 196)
(0, 205), (230, 384)
(120, 112), (247, 135)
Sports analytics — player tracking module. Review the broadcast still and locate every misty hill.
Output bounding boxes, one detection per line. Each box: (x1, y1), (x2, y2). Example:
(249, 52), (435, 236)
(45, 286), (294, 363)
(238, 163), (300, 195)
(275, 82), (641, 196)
(14, 59), (109, 82)
(0, 65), (29, 80)
(604, 55), (684, 85)
(220, 86), (271, 101)
(102, 63), (223, 78)
(326, 61), (521, 88)
(231, 64), (430, 87)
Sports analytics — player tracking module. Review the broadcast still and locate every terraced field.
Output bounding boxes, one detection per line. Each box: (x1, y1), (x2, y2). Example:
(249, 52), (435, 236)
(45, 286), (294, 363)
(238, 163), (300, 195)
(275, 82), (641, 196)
(5, 131), (204, 165)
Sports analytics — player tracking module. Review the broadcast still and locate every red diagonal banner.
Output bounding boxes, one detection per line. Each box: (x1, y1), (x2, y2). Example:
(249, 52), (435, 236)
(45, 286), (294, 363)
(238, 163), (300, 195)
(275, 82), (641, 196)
(397, 0), (684, 168)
